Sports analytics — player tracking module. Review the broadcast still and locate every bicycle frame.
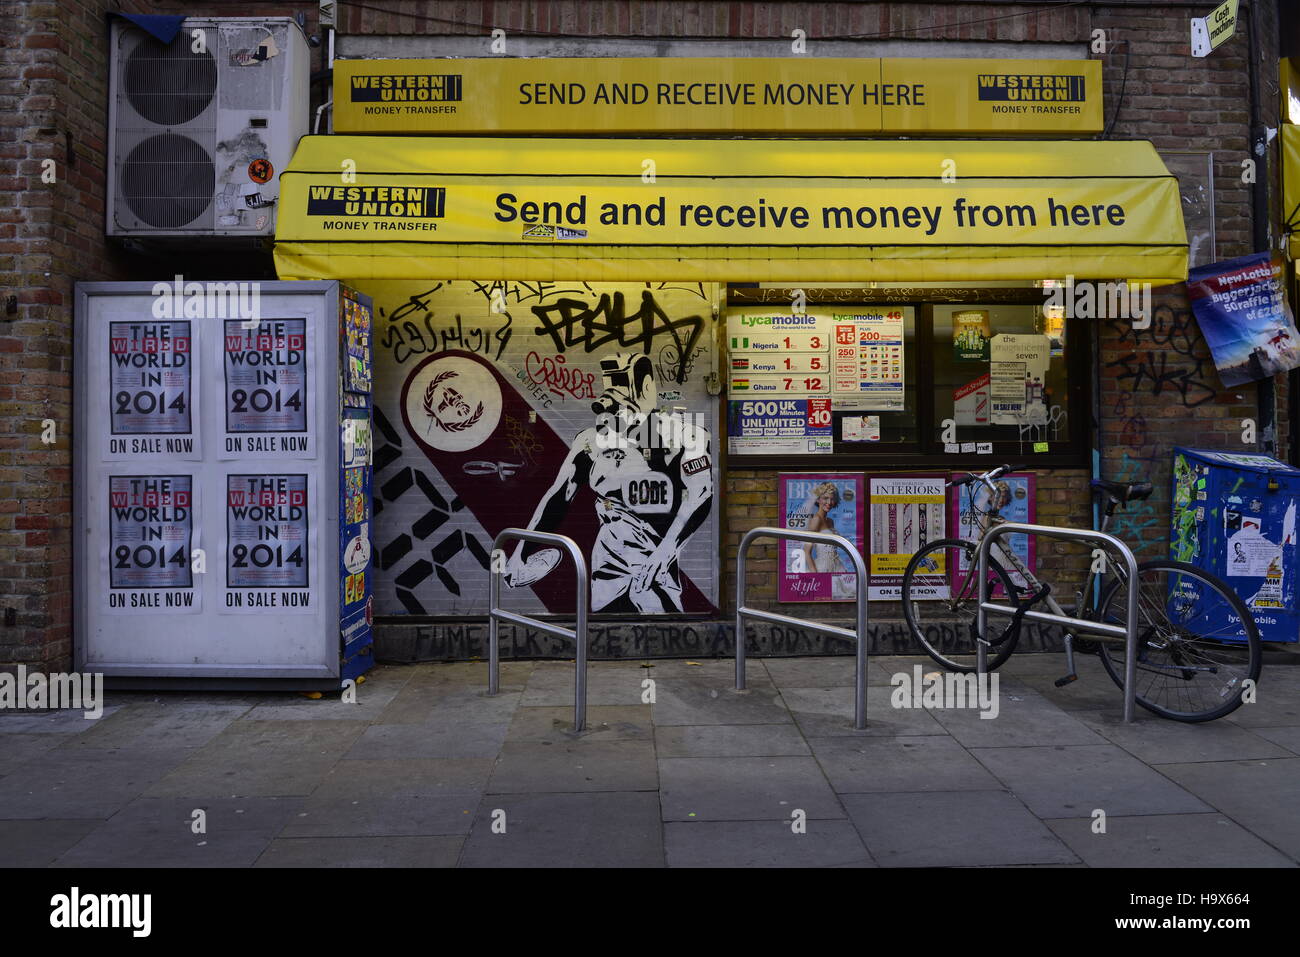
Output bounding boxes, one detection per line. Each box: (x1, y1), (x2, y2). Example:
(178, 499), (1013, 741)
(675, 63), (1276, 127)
(959, 476), (1130, 644)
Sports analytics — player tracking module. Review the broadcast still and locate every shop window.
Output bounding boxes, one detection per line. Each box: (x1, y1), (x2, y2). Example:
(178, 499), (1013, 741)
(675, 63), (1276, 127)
(724, 287), (1089, 467)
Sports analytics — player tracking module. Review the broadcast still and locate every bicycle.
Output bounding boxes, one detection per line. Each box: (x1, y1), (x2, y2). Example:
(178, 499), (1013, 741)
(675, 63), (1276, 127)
(900, 463), (1262, 722)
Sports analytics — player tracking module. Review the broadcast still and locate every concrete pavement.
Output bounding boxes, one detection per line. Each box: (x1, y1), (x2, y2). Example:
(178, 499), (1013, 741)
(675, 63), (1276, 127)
(1, 653), (1297, 867)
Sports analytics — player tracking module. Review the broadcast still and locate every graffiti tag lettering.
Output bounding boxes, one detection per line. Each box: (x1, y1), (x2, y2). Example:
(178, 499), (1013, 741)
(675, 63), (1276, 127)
(524, 351), (597, 399)
(530, 291), (705, 383)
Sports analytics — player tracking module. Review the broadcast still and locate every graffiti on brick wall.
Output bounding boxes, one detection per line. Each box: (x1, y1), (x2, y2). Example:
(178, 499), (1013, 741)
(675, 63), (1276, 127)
(1103, 304), (1218, 408)
(378, 617), (1063, 661)
(1110, 448), (1164, 557)
(1101, 302), (1220, 559)
(362, 280), (720, 618)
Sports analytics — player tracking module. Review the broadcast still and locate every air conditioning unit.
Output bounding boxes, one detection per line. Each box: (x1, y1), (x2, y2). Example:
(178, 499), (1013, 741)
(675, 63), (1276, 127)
(107, 17), (310, 240)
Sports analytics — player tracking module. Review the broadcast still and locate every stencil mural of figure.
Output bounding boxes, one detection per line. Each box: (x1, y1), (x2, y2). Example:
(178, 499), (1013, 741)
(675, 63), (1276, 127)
(505, 352), (713, 613)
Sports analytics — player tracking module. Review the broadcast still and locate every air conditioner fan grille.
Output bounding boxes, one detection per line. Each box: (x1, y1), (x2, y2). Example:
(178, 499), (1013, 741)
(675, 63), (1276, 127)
(121, 134), (215, 229)
(123, 33), (217, 126)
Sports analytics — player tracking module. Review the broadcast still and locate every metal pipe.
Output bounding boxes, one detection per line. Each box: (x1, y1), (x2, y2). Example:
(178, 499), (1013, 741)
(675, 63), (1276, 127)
(489, 608), (577, 640)
(975, 521), (1139, 722)
(735, 526), (869, 730)
(979, 603), (1129, 638)
(487, 528), (589, 731)
(735, 606), (859, 642)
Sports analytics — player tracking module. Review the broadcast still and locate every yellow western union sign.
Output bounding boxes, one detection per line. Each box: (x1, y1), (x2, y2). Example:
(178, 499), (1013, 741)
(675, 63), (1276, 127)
(334, 57), (1102, 134)
(275, 137), (1187, 284)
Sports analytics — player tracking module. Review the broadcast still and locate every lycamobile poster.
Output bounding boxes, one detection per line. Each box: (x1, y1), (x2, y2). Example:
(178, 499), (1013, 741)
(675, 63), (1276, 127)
(1187, 253), (1300, 387)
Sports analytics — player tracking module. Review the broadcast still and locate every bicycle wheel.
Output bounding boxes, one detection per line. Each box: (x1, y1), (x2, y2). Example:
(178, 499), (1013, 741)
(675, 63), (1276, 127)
(1095, 561), (1262, 722)
(901, 538), (1019, 673)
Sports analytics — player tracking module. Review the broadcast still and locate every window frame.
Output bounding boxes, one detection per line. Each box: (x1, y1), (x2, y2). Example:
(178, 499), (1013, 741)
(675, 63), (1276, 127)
(722, 285), (1092, 470)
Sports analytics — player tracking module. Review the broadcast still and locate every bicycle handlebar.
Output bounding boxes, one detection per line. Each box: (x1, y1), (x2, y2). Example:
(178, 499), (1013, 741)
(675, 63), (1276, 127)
(945, 464), (1029, 488)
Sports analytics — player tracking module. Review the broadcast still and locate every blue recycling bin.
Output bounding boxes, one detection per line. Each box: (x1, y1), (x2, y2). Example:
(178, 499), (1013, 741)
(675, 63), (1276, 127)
(1170, 448), (1300, 643)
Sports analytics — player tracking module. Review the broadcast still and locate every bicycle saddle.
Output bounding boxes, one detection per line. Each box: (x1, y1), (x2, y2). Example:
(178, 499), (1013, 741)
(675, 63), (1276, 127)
(1090, 478), (1153, 503)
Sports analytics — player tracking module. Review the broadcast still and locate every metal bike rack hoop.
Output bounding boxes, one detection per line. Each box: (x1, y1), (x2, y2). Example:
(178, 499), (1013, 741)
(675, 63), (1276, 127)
(974, 522), (1139, 723)
(736, 526), (869, 730)
(488, 528), (590, 731)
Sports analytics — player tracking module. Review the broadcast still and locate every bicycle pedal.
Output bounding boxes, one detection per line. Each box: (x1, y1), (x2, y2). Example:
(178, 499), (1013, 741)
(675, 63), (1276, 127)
(1053, 674), (1078, 688)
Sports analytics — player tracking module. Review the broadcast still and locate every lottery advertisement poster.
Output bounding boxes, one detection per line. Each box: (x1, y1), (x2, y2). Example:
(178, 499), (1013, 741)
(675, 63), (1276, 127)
(222, 473), (315, 613)
(866, 474), (947, 600)
(950, 472), (1037, 594)
(221, 318), (314, 459)
(778, 474), (864, 602)
(105, 320), (199, 460)
(103, 474), (200, 614)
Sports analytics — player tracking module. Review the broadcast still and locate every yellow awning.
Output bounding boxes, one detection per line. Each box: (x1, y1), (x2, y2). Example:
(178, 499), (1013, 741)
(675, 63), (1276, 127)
(1284, 124), (1300, 259)
(274, 136), (1188, 284)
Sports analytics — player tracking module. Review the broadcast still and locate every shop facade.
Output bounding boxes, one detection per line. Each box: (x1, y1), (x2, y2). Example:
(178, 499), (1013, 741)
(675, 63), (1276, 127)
(2, 0), (1292, 673)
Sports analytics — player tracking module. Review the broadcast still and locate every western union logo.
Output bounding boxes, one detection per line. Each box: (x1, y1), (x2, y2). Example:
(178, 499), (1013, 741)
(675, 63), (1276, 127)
(307, 186), (445, 218)
(977, 74), (1085, 102)
(350, 74), (463, 102)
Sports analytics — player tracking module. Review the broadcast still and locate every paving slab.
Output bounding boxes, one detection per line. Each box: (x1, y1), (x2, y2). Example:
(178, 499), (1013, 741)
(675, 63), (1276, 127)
(925, 689), (1106, 747)
(144, 720), (368, 798)
(641, 659), (739, 680)
(658, 755), (843, 822)
(504, 705), (653, 744)
(809, 735), (1004, 794)
(1252, 726), (1300, 756)
(0, 733), (66, 777)
(255, 835), (464, 867)
(781, 687), (946, 737)
(344, 719), (511, 759)
(310, 757), (494, 799)
(51, 796), (303, 868)
(651, 677), (793, 726)
(280, 795), (480, 838)
(242, 668), (412, 721)
(487, 740), (658, 793)
(841, 790), (1079, 867)
(655, 723), (810, 758)
(1045, 813), (1297, 867)
(0, 820), (101, 867)
(402, 661), (534, 689)
(459, 791), (664, 867)
(0, 705), (123, 734)
(1013, 673), (1139, 712)
(1157, 757), (1300, 861)
(993, 653), (1109, 679)
(57, 702), (249, 750)
(972, 744), (1214, 818)
(0, 746), (194, 819)
(664, 819), (875, 867)
(374, 685), (523, 726)
(1223, 690), (1300, 728)
(760, 657), (891, 688)
(1072, 709), (1292, 765)
(520, 661), (649, 707)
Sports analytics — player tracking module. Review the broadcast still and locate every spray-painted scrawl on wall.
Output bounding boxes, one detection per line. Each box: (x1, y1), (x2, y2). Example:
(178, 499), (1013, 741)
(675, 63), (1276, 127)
(360, 280), (721, 617)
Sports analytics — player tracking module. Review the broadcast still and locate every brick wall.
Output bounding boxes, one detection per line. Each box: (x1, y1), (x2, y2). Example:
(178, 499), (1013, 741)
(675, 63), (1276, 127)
(0, 0), (146, 671)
